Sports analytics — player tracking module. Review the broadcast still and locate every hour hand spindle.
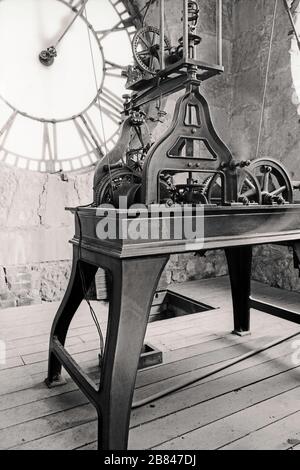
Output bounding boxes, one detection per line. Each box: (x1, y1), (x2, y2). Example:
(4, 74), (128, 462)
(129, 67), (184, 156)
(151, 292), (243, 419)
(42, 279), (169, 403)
(39, 46), (57, 67)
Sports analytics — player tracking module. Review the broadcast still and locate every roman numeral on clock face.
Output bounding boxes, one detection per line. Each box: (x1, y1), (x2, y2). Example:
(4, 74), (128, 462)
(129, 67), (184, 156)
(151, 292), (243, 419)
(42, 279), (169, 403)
(42, 122), (58, 172)
(104, 60), (127, 78)
(0, 111), (18, 149)
(92, 86), (124, 125)
(74, 114), (104, 158)
(96, 19), (133, 42)
(67, 0), (86, 11)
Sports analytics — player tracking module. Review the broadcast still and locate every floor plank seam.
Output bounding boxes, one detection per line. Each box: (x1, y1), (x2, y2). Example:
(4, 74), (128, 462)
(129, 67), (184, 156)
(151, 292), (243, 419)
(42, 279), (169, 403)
(3, 361), (297, 441)
(130, 366), (300, 430)
(8, 417), (99, 450)
(216, 407), (300, 450)
(172, 350), (300, 394)
(134, 340), (284, 393)
(148, 384), (300, 450)
(2, 279), (300, 450)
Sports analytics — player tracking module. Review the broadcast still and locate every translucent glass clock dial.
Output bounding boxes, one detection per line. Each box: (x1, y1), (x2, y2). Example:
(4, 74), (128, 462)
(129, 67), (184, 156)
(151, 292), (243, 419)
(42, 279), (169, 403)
(0, 0), (103, 121)
(0, 0), (135, 172)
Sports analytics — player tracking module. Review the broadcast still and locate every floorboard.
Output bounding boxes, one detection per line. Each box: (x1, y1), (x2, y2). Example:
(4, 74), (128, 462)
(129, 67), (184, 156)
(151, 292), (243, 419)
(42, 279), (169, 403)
(0, 276), (300, 450)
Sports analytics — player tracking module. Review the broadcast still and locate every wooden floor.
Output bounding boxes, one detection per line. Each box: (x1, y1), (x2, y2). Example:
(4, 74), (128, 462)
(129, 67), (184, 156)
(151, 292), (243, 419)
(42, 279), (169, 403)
(1, 276), (300, 450)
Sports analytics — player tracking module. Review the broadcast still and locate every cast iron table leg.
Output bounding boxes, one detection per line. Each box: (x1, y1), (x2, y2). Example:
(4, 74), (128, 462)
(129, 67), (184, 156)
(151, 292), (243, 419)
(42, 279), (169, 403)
(46, 248), (98, 386)
(98, 255), (169, 450)
(225, 245), (253, 336)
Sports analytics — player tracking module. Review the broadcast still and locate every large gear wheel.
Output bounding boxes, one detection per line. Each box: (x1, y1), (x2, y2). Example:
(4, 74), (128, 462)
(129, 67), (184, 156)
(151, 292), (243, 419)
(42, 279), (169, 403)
(247, 158), (294, 205)
(205, 169), (262, 205)
(94, 167), (142, 207)
(132, 26), (171, 75)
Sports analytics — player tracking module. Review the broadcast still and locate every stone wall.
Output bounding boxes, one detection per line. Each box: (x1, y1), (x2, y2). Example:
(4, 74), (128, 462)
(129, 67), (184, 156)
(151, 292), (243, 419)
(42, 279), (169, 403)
(0, 261), (72, 308)
(0, 167), (93, 307)
(230, 0), (300, 291)
(230, 0), (299, 168)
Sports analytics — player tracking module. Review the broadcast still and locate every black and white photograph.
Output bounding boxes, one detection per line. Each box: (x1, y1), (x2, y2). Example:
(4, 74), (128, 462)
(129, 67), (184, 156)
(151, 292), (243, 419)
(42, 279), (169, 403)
(0, 0), (300, 453)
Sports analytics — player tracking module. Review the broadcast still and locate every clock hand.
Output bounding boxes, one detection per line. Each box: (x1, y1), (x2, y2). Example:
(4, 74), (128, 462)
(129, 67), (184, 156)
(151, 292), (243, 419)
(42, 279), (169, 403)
(54, 0), (90, 49)
(283, 0), (300, 51)
(39, 0), (89, 66)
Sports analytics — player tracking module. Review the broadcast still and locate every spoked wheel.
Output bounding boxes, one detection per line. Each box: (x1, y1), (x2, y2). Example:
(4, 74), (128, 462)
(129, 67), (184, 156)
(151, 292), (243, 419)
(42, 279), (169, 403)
(126, 148), (145, 172)
(205, 169), (262, 205)
(248, 158), (294, 205)
(132, 26), (171, 74)
(94, 168), (142, 207)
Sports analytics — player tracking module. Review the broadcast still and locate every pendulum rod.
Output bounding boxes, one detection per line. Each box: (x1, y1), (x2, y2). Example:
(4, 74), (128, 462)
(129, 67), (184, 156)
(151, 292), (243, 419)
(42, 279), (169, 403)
(255, 0), (278, 159)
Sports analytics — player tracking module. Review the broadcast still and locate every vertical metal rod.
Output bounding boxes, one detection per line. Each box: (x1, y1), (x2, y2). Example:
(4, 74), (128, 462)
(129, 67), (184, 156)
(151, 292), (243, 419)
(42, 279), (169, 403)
(216, 0), (223, 66)
(183, 0), (189, 60)
(160, 0), (165, 69)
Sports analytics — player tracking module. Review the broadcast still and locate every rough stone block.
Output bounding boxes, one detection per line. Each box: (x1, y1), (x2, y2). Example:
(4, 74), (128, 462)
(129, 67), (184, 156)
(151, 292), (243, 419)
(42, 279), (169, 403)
(171, 269), (189, 283)
(252, 245), (300, 292)
(0, 298), (17, 309)
(17, 296), (42, 307)
(39, 261), (72, 302)
(0, 267), (7, 291)
(157, 269), (170, 291)
(0, 292), (12, 301)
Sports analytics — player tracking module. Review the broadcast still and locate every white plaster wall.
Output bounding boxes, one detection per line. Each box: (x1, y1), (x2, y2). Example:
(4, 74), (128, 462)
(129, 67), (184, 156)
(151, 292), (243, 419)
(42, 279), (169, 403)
(0, 166), (93, 266)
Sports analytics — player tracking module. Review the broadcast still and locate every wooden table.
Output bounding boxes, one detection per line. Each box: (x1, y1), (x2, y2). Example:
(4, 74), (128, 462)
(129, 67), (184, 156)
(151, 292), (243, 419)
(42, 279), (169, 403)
(45, 204), (300, 450)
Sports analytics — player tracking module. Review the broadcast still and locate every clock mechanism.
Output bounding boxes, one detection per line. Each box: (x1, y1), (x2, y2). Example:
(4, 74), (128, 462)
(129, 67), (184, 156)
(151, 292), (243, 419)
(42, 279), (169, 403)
(0, 0), (297, 207)
(93, 0), (296, 209)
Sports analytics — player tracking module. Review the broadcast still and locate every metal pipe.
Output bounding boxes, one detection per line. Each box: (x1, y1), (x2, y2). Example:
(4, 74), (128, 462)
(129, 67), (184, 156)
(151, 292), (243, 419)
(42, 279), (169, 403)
(183, 0), (189, 60)
(217, 0), (223, 66)
(160, 0), (165, 69)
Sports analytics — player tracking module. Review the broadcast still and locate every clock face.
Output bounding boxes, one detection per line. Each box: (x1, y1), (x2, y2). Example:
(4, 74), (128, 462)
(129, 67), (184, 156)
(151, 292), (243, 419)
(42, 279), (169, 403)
(0, 0), (136, 172)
